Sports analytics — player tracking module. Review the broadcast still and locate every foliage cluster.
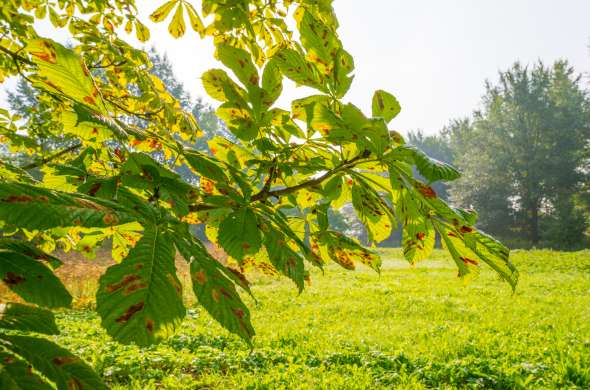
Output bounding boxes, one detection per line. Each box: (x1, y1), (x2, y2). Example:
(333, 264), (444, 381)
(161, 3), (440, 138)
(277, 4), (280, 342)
(1, 0), (517, 387)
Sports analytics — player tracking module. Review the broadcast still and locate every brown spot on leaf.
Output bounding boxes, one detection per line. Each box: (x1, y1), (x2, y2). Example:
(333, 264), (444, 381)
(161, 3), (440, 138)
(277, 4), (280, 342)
(146, 319), (154, 333)
(416, 232), (426, 241)
(233, 308), (245, 319)
(88, 182), (102, 196)
(3, 195), (33, 203)
(3, 272), (25, 286)
(102, 213), (119, 225)
(115, 302), (144, 323)
(83, 96), (96, 105)
(52, 356), (78, 366)
(460, 226), (474, 234)
(106, 274), (141, 293)
(193, 270), (207, 285)
(73, 198), (104, 210)
(30, 41), (57, 63)
(219, 287), (232, 299)
(167, 273), (182, 295)
(123, 282), (147, 295)
(227, 267), (249, 287)
(461, 257), (479, 266)
(211, 288), (220, 303)
(416, 183), (437, 199)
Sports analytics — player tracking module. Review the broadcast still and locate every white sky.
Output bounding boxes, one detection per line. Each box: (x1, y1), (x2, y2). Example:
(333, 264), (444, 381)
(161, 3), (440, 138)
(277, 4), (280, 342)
(2, 0), (589, 134)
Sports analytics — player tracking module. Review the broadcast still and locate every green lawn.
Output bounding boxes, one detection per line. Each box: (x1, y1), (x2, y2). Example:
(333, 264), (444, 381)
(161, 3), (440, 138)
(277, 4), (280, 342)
(54, 249), (590, 389)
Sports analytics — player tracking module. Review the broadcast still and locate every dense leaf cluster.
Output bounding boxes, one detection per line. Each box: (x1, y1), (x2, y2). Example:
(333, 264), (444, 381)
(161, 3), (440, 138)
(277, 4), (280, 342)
(0, 0), (517, 387)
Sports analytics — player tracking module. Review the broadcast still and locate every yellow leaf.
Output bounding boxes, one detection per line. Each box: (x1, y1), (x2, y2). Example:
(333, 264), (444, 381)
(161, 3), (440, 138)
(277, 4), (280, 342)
(124, 19), (133, 34)
(185, 2), (205, 37)
(135, 21), (150, 42)
(168, 3), (186, 38)
(149, 0), (178, 23)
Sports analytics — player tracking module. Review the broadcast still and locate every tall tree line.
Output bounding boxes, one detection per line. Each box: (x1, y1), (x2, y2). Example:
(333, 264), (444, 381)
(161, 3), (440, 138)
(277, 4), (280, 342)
(410, 61), (590, 249)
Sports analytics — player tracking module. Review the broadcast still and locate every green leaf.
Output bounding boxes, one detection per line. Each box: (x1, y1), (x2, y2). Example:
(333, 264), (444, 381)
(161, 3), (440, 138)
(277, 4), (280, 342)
(0, 303), (58, 335)
(173, 233), (255, 343)
(322, 175), (344, 201)
(318, 230), (381, 272)
(121, 153), (193, 216)
(463, 228), (519, 290)
(389, 145), (461, 182)
(334, 48), (354, 98)
(60, 111), (113, 143)
(261, 59), (282, 108)
(218, 208), (262, 261)
(26, 39), (105, 112)
(96, 225), (185, 346)
(295, 8), (340, 76)
(184, 149), (228, 183)
(0, 182), (135, 230)
(0, 335), (106, 390)
(402, 217), (435, 263)
(0, 350), (53, 389)
(216, 102), (258, 141)
(434, 221), (480, 280)
(201, 69), (246, 103)
(291, 94), (331, 123)
(372, 90), (401, 123)
(217, 43), (259, 89)
(273, 48), (325, 91)
(351, 179), (394, 243)
(263, 226), (305, 292)
(0, 250), (71, 309)
(0, 239), (62, 270)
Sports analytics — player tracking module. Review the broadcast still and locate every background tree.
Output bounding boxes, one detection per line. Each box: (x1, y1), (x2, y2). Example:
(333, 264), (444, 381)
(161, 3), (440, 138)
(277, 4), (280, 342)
(448, 61), (590, 248)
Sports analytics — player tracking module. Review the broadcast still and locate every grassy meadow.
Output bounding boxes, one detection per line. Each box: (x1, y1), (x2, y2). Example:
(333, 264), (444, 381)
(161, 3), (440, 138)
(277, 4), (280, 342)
(18, 249), (590, 389)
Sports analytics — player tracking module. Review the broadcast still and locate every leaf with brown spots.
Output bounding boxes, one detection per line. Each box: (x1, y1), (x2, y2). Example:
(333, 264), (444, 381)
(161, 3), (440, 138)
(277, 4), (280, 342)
(25, 39), (106, 113)
(402, 217), (435, 264)
(173, 231), (255, 344)
(0, 335), (106, 389)
(97, 225), (185, 346)
(371, 89), (401, 123)
(0, 350), (54, 389)
(317, 230), (381, 273)
(218, 208), (262, 262)
(0, 250), (71, 308)
(0, 303), (59, 335)
(0, 182), (135, 231)
(263, 225), (305, 292)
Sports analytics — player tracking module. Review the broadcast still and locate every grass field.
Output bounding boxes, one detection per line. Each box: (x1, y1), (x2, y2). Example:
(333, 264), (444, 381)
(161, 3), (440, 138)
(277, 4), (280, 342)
(43, 249), (590, 389)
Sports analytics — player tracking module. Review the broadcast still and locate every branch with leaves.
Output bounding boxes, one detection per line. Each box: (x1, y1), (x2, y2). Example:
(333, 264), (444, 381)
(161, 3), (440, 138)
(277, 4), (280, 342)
(0, 1), (518, 388)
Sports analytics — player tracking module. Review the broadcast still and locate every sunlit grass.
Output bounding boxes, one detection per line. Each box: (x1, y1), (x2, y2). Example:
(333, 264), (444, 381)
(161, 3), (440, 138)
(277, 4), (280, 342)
(47, 249), (590, 389)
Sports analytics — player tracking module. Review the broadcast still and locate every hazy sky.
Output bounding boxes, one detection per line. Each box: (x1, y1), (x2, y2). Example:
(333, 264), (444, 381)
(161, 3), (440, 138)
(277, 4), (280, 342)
(2, 0), (589, 135)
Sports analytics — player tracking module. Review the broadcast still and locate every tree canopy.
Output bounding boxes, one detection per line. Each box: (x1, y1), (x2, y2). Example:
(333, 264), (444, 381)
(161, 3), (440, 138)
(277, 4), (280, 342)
(432, 62), (590, 249)
(0, 1), (518, 387)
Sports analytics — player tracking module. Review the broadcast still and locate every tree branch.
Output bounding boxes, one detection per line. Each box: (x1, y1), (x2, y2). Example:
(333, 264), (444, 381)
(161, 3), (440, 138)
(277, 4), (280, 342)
(21, 142), (82, 171)
(188, 152), (371, 213)
(251, 152), (369, 202)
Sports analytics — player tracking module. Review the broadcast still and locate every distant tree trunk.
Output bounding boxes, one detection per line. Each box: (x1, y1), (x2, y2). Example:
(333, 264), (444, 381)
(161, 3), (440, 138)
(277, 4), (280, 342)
(530, 205), (539, 246)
